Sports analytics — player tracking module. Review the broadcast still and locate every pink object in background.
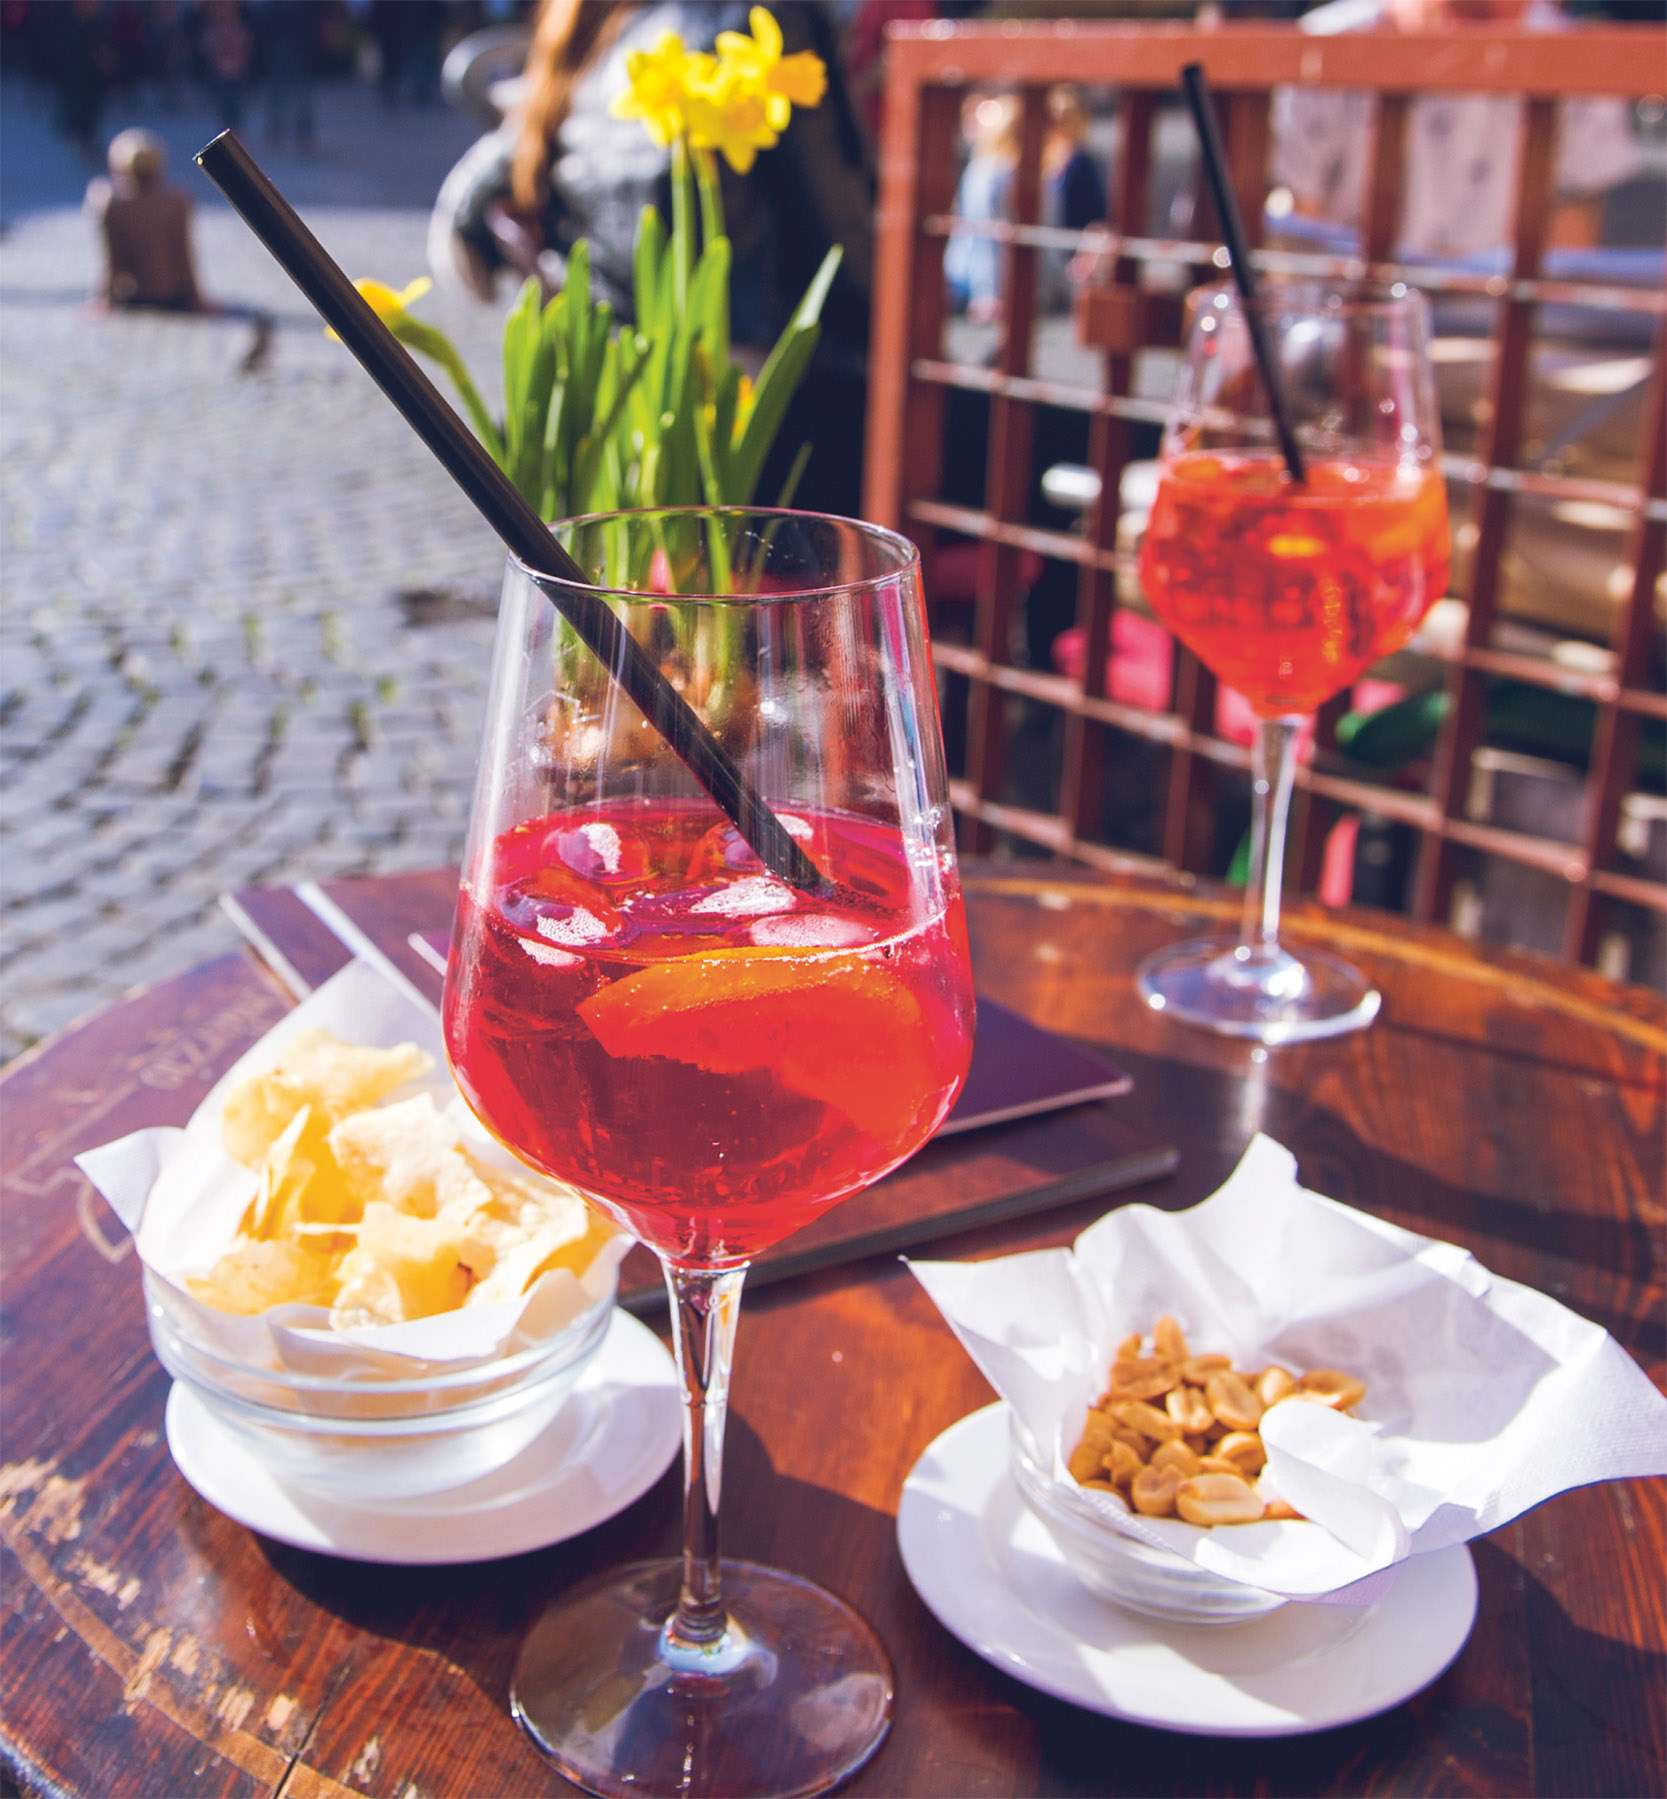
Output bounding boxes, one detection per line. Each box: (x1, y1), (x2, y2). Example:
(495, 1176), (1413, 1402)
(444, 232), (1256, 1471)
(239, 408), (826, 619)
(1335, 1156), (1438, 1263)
(1052, 615), (1303, 751)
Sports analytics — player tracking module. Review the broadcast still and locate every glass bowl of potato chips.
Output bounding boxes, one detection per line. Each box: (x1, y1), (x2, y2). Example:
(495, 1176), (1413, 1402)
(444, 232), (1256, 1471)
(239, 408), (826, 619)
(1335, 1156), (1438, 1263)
(85, 968), (631, 1503)
(144, 1257), (616, 1501)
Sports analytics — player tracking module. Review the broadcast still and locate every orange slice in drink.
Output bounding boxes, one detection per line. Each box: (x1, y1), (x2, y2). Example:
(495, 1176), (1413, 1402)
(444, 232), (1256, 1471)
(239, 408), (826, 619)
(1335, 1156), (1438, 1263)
(578, 947), (937, 1149)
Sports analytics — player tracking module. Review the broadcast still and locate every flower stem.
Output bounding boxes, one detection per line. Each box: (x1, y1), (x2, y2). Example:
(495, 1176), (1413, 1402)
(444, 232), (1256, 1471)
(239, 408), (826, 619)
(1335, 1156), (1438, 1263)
(671, 138), (693, 319)
(694, 145), (724, 254)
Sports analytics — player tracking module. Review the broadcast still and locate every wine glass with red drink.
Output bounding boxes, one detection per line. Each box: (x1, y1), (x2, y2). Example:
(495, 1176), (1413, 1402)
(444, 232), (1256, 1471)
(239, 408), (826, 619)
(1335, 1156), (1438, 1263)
(442, 509), (976, 1799)
(1136, 281), (1450, 1042)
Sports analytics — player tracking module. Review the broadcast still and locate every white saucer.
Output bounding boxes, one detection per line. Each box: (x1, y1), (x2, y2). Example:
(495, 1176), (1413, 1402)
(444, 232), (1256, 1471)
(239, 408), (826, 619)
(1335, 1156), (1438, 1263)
(897, 1403), (1478, 1737)
(166, 1308), (681, 1564)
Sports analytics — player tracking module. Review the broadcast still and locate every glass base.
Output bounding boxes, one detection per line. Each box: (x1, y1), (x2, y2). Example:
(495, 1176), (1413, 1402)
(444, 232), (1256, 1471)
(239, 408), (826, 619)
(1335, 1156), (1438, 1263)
(512, 1560), (893, 1799)
(1136, 936), (1381, 1044)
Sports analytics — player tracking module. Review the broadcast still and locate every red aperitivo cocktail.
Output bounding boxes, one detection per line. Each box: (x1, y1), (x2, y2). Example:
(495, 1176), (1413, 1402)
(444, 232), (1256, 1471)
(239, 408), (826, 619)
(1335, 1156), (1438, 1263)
(443, 509), (974, 1799)
(445, 803), (973, 1264)
(1140, 453), (1450, 718)
(1134, 283), (1450, 1042)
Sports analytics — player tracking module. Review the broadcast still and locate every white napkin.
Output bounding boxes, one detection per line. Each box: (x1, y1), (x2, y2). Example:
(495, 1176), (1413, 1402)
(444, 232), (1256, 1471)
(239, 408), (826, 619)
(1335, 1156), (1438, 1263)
(911, 1134), (1667, 1601)
(76, 959), (630, 1378)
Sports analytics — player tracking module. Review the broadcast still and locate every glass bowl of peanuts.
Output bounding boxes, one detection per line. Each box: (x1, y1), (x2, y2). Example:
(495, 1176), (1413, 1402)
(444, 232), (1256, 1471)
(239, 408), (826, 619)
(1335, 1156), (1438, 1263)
(1010, 1314), (1369, 1625)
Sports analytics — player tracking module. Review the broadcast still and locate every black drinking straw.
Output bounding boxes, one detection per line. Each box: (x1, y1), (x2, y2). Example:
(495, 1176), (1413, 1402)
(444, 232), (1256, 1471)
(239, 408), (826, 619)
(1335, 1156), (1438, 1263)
(1179, 64), (1307, 484)
(195, 130), (823, 893)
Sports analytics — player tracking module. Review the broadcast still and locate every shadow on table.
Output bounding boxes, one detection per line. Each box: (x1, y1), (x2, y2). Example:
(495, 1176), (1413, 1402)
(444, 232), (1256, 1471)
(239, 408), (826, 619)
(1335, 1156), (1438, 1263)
(1088, 1045), (1664, 1372)
(252, 1410), (886, 1718)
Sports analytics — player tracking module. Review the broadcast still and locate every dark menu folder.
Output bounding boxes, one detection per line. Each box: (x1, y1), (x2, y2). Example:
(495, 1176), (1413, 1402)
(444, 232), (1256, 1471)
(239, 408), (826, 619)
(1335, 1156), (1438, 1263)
(223, 873), (1177, 1303)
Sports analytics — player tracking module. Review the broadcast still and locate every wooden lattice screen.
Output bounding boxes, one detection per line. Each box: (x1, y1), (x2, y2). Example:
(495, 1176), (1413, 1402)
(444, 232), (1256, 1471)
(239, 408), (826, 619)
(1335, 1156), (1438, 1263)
(864, 20), (1665, 974)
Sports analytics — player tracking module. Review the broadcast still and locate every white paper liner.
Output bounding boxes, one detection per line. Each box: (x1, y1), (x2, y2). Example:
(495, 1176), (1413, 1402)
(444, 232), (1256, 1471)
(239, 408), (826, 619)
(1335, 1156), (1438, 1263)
(76, 959), (631, 1379)
(910, 1134), (1667, 1602)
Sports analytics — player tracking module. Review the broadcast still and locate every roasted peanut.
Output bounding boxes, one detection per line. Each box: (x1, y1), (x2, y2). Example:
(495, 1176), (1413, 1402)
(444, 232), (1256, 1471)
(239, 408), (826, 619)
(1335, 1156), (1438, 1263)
(1297, 1368), (1368, 1410)
(1165, 1383), (1215, 1434)
(1106, 1438), (1144, 1488)
(1068, 1317), (1363, 1528)
(1068, 1440), (1108, 1483)
(1205, 1370), (1265, 1432)
(1215, 1431), (1267, 1475)
(1257, 1365), (1296, 1406)
(1077, 1412), (1119, 1455)
(1176, 1472), (1265, 1527)
(1130, 1464), (1183, 1517)
(1111, 1399), (1184, 1443)
(1105, 1357), (1180, 1402)
(1150, 1439), (1202, 1478)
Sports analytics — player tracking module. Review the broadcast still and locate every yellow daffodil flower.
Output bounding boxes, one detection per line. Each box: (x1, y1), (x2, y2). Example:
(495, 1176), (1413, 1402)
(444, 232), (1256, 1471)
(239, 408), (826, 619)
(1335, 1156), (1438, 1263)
(715, 7), (826, 133)
(325, 275), (432, 340)
(609, 31), (715, 148)
(684, 63), (778, 174)
(357, 275), (432, 320)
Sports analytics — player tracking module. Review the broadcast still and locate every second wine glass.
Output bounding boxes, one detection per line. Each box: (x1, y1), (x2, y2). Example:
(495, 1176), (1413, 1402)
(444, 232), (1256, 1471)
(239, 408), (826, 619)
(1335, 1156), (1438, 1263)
(1136, 280), (1451, 1043)
(442, 508), (976, 1799)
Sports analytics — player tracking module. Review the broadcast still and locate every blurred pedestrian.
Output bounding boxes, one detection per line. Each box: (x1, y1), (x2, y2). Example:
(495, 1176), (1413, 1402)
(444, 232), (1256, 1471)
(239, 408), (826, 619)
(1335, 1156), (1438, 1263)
(944, 90), (1017, 322)
(1270, 0), (1644, 256)
(429, 0), (874, 513)
(1045, 88), (1104, 235)
(86, 128), (205, 311)
(142, 1), (194, 111)
(199, 0), (255, 130)
(370, 0), (445, 109)
(1041, 85), (1104, 311)
(42, 0), (118, 159)
(249, 0), (317, 147)
(431, 0), (870, 334)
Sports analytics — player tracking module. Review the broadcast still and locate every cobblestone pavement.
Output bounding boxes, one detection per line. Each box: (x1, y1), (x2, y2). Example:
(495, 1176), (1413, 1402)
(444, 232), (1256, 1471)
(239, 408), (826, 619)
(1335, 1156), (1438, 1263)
(2, 79), (523, 1060)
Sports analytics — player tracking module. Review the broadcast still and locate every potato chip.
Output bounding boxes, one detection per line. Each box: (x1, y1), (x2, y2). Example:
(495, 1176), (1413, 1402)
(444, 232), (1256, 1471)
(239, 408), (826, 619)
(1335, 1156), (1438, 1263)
(190, 1029), (618, 1327)
(458, 1169), (580, 1266)
(186, 1239), (337, 1315)
(328, 1094), (493, 1222)
(329, 1247), (405, 1329)
(350, 1201), (471, 1323)
(242, 1104), (358, 1242)
(221, 1029), (432, 1167)
(467, 1204), (614, 1306)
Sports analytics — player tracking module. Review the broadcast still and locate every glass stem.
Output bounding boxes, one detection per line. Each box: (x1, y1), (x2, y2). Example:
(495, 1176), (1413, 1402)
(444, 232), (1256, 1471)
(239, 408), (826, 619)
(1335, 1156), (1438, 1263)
(661, 1262), (747, 1666)
(1240, 715), (1305, 958)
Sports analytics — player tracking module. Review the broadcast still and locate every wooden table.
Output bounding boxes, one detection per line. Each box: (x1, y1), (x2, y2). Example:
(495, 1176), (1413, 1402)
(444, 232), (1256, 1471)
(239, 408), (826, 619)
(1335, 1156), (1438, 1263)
(3, 867), (1663, 1798)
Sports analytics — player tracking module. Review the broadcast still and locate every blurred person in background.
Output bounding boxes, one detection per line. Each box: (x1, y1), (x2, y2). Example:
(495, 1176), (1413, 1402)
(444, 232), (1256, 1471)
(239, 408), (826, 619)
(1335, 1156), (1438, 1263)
(199, 0), (255, 129)
(85, 126), (205, 311)
(1041, 84), (1105, 311)
(249, 0), (318, 147)
(40, 0), (119, 159)
(142, 1), (196, 111)
(1045, 85), (1104, 237)
(944, 89), (1017, 320)
(369, 0), (446, 107)
(428, 0), (873, 511)
(1272, 0), (1645, 256)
